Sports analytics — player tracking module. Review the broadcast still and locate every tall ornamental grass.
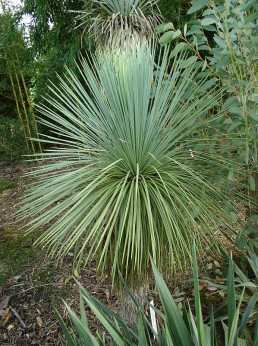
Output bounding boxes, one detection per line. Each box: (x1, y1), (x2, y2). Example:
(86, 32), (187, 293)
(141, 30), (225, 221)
(19, 43), (242, 285)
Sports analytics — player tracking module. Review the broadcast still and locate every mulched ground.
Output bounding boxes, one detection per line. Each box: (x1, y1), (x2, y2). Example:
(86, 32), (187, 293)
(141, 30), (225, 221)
(0, 160), (239, 345)
(0, 161), (120, 345)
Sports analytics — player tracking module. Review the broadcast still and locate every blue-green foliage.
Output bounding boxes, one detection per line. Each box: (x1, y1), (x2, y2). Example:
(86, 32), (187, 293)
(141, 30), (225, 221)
(19, 44), (244, 286)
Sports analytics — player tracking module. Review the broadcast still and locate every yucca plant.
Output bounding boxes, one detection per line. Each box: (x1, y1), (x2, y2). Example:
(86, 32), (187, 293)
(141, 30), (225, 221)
(19, 43), (242, 286)
(73, 0), (161, 45)
(57, 242), (257, 345)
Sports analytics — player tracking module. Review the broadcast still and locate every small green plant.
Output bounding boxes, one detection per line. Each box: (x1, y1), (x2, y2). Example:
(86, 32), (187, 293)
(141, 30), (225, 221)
(58, 242), (257, 345)
(0, 176), (14, 193)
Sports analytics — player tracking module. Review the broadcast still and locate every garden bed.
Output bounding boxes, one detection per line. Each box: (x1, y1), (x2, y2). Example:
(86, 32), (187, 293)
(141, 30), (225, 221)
(0, 161), (249, 345)
(0, 161), (119, 344)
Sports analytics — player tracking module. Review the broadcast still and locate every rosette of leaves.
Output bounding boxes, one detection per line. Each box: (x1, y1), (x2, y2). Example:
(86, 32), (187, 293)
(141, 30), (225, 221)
(19, 43), (243, 286)
(73, 0), (162, 45)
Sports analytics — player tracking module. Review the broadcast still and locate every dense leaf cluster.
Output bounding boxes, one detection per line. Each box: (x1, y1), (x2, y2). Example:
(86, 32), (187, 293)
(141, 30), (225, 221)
(157, 0), (258, 214)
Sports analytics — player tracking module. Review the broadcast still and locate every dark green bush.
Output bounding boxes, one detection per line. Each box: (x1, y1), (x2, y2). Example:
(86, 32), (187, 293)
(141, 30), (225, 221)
(0, 116), (28, 160)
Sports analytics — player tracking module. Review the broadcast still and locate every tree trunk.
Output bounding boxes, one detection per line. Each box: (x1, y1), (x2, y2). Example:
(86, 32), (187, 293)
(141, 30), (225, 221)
(118, 281), (149, 329)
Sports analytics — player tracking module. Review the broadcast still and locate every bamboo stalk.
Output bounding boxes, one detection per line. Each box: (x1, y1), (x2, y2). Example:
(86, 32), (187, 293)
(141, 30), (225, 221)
(11, 58), (36, 154)
(1, 0), (42, 157)
(0, 4), (30, 152)
(15, 51), (43, 153)
(8, 67), (30, 152)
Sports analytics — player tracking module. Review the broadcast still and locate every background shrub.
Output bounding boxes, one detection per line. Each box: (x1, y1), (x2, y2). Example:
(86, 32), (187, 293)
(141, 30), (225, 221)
(0, 116), (28, 160)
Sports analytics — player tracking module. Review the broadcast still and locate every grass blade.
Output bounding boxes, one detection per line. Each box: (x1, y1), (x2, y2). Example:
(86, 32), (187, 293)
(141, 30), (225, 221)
(227, 255), (236, 337)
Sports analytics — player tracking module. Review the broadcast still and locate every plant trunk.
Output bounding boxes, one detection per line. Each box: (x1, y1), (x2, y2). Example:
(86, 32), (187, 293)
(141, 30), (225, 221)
(118, 281), (149, 329)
